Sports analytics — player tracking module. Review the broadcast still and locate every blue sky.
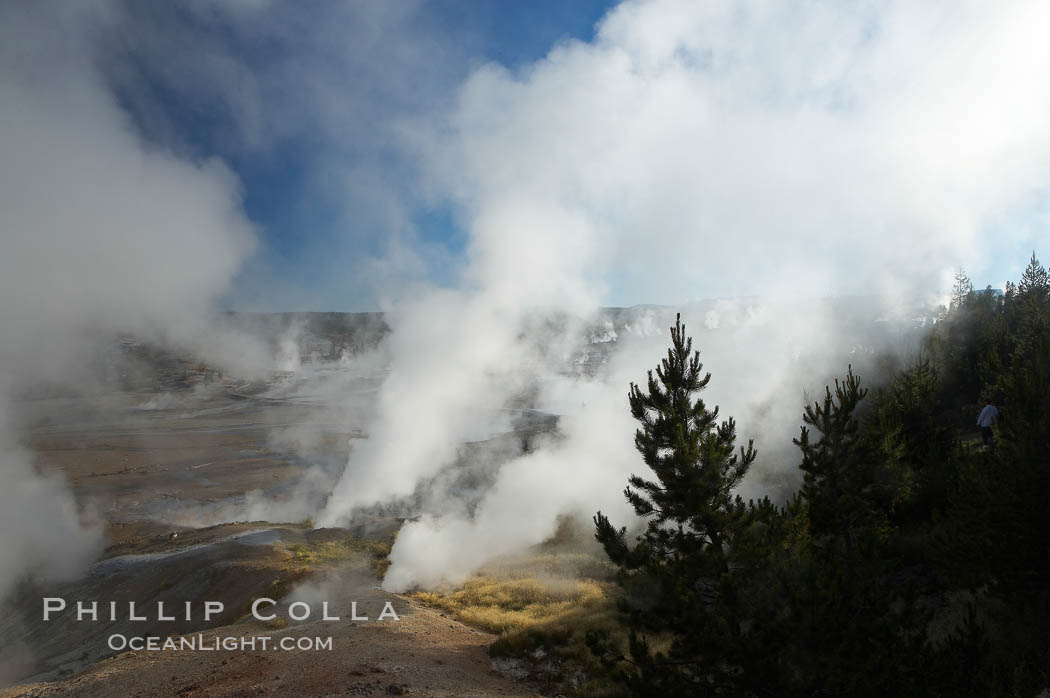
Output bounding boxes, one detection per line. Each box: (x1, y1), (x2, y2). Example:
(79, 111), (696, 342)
(104, 0), (617, 311)
(25, 0), (1050, 312)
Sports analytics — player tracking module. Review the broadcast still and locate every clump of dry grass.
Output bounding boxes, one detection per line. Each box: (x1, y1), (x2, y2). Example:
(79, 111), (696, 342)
(412, 553), (627, 697)
(407, 517), (635, 695)
(415, 574), (611, 635)
(285, 536), (391, 578)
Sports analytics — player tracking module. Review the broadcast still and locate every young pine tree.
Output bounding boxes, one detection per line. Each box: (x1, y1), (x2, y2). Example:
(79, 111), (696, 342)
(1018, 251), (1049, 301)
(791, 367), (929, 696)
(795, 367), (878, 549)
(592, 314), (769, 695)
(1000, 249), (1050, 463)
(950, 268), (975, 311)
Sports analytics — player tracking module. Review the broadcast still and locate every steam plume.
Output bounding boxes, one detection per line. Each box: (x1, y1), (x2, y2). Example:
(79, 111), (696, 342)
(322, 0), (1050, 590)
(0, 2), (265, 600)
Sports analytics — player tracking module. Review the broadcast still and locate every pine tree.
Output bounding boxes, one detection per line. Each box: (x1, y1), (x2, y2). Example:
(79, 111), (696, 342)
(1000, 250), (1050, 463)
(872, 356), (955, 518)
(599, 312), (755, 563)
(592, 314), (765, 695)
(795, 367), (869, 539)
(1017, 251), (1049, 300)
(950, 268), (974, 310)
(791, 367), (929, 696)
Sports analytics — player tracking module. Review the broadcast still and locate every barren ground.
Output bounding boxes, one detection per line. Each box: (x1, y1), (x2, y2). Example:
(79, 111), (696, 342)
(1, 387), (542, 697)
(5, 596), (539, 698)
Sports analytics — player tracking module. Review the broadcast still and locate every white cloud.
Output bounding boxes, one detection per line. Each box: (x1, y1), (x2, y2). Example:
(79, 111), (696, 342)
(416, 0), (1050, 302)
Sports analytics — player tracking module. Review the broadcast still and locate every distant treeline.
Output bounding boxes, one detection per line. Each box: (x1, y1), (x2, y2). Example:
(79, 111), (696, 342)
(592, 254), (1050, 696)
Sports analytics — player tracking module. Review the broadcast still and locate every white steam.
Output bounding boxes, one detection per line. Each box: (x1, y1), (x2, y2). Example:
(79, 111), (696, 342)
(0, 2), (266, 601)
(322, 0), (1050, 590)
(319, 203), (602, 522)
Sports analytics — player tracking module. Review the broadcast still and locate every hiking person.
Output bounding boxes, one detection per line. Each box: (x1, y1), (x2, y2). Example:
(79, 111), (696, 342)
(977, 398), (999, 448)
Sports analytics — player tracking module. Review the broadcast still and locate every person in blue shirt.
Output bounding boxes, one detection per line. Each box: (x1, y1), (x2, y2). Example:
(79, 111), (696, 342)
(977, 399), (999, 448)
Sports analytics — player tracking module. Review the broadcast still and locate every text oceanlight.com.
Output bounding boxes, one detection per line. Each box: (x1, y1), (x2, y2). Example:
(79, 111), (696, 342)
(107, 634), (333, 652)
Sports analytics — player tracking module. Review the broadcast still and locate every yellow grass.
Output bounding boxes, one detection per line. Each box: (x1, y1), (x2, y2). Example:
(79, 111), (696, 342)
(414, 574), (612, 635)
(409, 520), (633, 695)
(285, 536), (392, 577)
(411, 553), (627, 697)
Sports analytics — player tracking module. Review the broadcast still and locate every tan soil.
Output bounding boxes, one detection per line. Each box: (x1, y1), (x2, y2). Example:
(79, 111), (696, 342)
(4, 598), (539, 698)
(2, 391), (543, 697)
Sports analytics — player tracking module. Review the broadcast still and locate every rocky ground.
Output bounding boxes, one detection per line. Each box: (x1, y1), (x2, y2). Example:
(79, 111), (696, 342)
(0, 384), (543, 697)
